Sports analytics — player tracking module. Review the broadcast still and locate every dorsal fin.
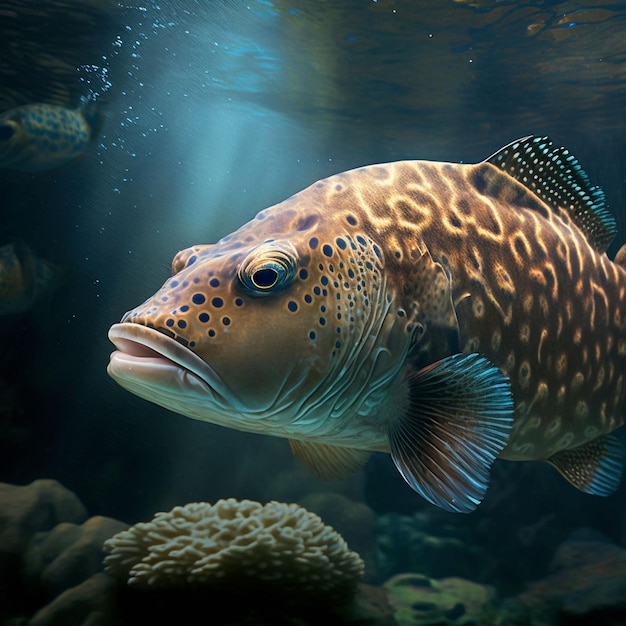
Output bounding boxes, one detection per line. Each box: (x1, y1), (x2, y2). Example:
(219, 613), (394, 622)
(485, 135), (616, 252)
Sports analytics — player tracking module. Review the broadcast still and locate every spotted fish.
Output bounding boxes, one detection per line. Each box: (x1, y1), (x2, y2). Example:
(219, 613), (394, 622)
(108, 136), (626, 513)
(0, 241), (64, 315)
(0, 98), (103, 171)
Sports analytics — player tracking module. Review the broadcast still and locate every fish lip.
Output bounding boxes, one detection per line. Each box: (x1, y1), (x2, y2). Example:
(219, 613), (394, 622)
(107, 322), (225, 392)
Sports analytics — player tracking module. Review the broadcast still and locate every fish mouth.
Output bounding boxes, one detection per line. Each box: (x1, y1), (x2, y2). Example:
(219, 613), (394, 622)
(107, 323), (230, 415)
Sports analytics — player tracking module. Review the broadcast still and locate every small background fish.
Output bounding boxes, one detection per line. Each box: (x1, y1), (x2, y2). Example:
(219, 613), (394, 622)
(0, 241), (65, 315)
(0, 98), (103, 171)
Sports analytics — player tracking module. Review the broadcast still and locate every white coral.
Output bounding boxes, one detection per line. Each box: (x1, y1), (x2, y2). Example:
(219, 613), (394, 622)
(103, 499), (364, 593)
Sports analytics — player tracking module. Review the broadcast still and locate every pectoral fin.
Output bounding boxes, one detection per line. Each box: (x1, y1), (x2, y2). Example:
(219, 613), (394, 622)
(389, 352), (514, 513)
(289, 439), (371, 480)
(546, 434), (623, 496)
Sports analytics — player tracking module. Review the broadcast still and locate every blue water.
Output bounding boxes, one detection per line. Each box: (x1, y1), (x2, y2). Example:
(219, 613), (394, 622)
(1, 0), (626, 621)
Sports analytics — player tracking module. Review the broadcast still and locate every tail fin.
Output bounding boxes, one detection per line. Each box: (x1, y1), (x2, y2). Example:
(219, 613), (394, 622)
(78, 94), (105, 141)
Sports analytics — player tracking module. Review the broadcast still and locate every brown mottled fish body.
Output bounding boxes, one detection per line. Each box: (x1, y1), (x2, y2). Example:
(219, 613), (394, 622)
(108, 136), (626, 513)
(324, 158), (626, 461)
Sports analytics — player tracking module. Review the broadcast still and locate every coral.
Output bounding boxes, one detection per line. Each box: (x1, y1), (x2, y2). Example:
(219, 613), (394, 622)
(299, 491), (377, 581)
(384, 573), (497, 626)
(511, 528), (626, 624)
(28, 573), (116, 626)
(0, 480), (87, 556)
(0, 480), (87, 619)
(103, 498), (364, 596)
(22, 516), (129, 598)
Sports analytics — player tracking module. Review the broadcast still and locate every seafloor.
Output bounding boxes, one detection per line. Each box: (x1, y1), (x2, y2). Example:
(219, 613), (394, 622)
(2, 1), (626, 625)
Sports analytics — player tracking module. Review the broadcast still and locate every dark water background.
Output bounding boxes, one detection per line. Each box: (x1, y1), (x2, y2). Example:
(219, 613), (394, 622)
(2, 0), (626, 593)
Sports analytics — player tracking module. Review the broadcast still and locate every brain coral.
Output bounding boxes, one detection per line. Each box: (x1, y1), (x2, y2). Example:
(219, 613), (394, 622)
(103, 498), (364, 594)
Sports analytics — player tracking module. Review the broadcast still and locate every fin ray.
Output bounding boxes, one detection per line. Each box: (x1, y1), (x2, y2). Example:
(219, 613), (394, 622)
(486, 135), (616, 251)
(289, 439), (371, 480)
(546, 434), (623, 496)
(389, 353), (514, 513)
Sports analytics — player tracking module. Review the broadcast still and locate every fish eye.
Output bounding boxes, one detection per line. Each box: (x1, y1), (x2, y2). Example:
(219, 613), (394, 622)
(238, 245), (297, 296)
(252, 266), (280, 289)
(0, 123), (15, 141)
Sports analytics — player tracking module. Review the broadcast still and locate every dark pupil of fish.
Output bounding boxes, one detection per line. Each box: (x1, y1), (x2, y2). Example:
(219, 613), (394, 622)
(0, 124), (15, 141)
(253, 268), (278, 288)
